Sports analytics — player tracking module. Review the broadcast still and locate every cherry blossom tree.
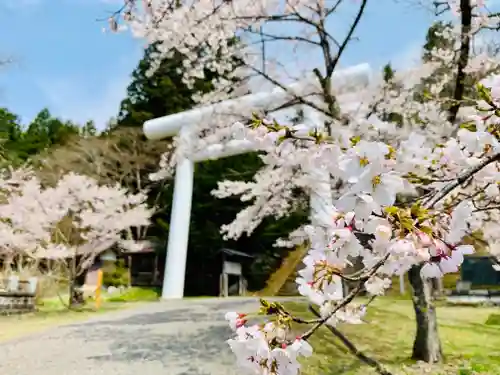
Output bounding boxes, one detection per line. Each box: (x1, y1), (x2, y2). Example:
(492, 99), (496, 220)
(35, 127), (170, 249)
(108, 0), (500, 371)
(0, 168), (152, 306)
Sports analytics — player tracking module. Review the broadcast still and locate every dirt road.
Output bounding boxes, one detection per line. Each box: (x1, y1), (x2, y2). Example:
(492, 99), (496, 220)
(0, 297), (267, 375)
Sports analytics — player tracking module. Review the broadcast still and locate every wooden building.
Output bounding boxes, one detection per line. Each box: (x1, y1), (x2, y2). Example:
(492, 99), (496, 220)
(460, 255), (500, 288)
(218, 248), (254, 297)
(123, 242), (164, 287)
(81, 240), (164, 289)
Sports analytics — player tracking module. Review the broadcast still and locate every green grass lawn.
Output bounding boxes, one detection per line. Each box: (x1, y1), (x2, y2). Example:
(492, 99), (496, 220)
(284, 298), (500, 375)
(106, 286), (161, 302)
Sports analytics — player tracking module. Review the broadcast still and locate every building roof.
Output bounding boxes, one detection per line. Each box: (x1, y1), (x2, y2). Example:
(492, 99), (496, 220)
(119, 240), (157, 254)
(220, 248), (254, 258)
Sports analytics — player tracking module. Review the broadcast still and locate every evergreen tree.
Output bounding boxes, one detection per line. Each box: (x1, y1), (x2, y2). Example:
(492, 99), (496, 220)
(21, 108), (80, 155)
(417, 21), (499, 109)
(0, 107), (23, 166)
(382, 63), (395, 82)
(0, 107), (80, 165)
(418, 21), (458, 101)
(0, 108), (22, 143)
(117, 43), (245, 127)
(422, 21), (455, 64)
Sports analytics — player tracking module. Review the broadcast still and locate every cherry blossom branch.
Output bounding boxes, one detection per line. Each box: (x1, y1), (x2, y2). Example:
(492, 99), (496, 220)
(423, 152), (500, 209)
(300, 252), (390, 341)
(273, 304), (322, 325)
(330, 268), (366, 282)
(246, 64), (332, 118)
(245, 28), (323, 47)
(433, 1), (451, 16)
(473, 205), (500, 212)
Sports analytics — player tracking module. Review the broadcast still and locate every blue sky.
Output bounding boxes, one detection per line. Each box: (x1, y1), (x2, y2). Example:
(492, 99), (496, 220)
(0, 0), (442, 130)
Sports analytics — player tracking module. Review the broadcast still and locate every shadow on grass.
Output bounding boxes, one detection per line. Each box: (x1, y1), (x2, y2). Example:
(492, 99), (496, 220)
(486, 314), (500, 325)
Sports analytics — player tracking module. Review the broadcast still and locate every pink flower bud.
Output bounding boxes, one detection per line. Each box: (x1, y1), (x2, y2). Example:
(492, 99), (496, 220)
(417, 232), (432, 246)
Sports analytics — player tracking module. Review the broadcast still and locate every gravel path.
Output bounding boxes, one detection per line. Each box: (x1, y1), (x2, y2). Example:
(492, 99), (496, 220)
(0, 297), (275, 375)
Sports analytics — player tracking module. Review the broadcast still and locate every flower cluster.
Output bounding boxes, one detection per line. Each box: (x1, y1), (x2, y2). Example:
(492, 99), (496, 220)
(225, 303), (313, 375)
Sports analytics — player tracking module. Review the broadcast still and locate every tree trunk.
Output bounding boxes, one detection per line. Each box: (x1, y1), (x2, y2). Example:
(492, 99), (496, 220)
(408, 265), (443, 363)
(429, 278), (438, 299)
(68, 255), (83, 308)
(68, 277), (77, 307)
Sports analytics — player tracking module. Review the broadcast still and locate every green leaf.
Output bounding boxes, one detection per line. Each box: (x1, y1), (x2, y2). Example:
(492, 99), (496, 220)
(419, 225), (433, 236)
(459, 121), (477, 132)
(260, 298), (271, 308)
(476, 83), (495, 107)
(350, 135), (361, 146)
(384, 206), (399, 215)
(422, 89), (433, 100)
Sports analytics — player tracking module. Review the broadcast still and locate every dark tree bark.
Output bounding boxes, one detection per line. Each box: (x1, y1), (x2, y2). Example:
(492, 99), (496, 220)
(408, 265), (443, 363)
(68, 255), (84, 308)
(429, 277), (442, 300)
(68, 278), (84, 307)
(447, 0), (472, 125)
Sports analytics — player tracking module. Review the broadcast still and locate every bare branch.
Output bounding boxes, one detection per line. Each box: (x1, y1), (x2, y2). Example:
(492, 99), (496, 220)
(300, 252), (390, 341)
(326, 0), (368, 78)
(424, 152), (500, 208)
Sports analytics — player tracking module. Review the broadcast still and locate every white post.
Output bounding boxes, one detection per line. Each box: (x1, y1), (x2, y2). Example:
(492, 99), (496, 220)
(161, 155), (195, 299)
(399, 274), (405, 295)
(223, 273), (229, 297)
(305, 112), (332, 223)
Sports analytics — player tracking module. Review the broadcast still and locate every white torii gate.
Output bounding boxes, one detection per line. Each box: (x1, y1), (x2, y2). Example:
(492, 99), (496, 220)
(143, 63), (372, 299)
